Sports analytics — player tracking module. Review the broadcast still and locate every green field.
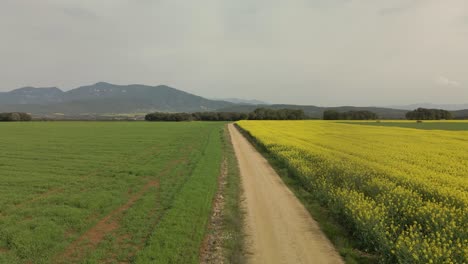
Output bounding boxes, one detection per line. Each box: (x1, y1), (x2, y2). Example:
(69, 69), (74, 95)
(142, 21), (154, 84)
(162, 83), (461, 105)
(0, 122), (225, 263)
(347, 121), (468, 131)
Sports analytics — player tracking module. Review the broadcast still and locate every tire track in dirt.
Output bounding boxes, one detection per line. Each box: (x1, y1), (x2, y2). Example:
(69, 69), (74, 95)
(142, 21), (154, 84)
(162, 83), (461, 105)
(55, 180), (159, 263)
(229, 124), (344, 264)
(54, 152), (191, 263)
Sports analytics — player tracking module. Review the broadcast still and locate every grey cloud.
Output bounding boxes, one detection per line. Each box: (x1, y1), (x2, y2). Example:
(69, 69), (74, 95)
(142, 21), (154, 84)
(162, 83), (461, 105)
(1, 0), (467, 106)
(436, 76), (461, 87)
(304, 0), (352, 9)
(463, 15), (468, 24)
(377, 0), (426, 16)
(378, 7), (407, 16)
(63, 7), (97, 19)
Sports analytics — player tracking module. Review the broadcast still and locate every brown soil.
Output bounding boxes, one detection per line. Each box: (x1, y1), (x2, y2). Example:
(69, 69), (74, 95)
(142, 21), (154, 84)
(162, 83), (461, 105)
(199, 159), (228, 264)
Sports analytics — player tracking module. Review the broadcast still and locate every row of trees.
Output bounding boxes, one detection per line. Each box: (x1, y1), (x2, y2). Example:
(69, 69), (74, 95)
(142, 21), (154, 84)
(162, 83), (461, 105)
(146, 107), (456, 121)
(0, 112), (32, 121)
(145, 112), (247, 121)
(405, 108), (453, 120)
(247, 108), (306, 120)
(145, 108), (307, 121)
(323, 110), (378, 120)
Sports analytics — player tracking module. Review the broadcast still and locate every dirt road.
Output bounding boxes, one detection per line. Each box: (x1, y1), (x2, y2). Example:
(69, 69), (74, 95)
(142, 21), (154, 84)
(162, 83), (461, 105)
(228, 124), (344, 264)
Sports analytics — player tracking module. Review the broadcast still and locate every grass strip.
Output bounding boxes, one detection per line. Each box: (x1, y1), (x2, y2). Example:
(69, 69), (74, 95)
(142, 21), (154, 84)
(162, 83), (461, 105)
(134, 125), (223, 264)
(220, 124), (246, 264)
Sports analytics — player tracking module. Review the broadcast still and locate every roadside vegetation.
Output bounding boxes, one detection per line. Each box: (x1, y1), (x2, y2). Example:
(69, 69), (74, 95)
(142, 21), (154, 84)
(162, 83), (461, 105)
(134, 124), (223, 263)
(237, 121), (468, 264)
(219, 125), (246, 264)
(0, 122), (225, 263)
(199, 124), (246, 264)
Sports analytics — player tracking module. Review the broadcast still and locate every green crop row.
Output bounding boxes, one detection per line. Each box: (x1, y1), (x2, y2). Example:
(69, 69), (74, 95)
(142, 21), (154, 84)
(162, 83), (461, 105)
(0, 122), (225, 263)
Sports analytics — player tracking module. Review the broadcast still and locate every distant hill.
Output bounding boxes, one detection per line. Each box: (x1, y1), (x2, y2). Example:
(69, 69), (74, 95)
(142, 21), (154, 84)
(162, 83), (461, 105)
(1, 82), (464, 119)
(218, 104), (409, 119)
(0, 87), (64, 105)
(217, 98), (269, 105)
(388, 103), (468, 111)
(453, 109), (468, 119)
(0, 82), (234, 114)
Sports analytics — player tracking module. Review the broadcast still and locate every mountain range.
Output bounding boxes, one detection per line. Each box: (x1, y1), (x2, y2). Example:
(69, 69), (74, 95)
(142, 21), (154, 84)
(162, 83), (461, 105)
(0, 82), (234, 114)
(215, 98), (269, 105)
(0, 82), (466, 119)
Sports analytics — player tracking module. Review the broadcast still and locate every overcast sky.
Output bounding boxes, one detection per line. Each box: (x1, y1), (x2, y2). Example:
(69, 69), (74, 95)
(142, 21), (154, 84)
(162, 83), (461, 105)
(1, 0), (467, 106)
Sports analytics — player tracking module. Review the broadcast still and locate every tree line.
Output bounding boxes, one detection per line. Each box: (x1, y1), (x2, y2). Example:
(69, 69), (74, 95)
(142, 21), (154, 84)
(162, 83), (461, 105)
(248, 108), (306, 120)
(0, 112), (32, 121)
(405, 108), (453, 120)
(144, 107), (458, 122)
(145, 108), (306, 121)
(323, 110), (378, 120)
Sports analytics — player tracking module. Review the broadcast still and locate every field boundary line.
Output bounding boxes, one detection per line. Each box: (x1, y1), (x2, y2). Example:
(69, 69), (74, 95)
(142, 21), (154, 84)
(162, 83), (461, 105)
(199, 157), (228, 264)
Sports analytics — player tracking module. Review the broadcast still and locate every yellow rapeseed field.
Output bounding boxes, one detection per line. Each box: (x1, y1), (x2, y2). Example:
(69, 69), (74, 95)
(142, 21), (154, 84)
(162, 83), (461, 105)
(237, 120), (468, 263)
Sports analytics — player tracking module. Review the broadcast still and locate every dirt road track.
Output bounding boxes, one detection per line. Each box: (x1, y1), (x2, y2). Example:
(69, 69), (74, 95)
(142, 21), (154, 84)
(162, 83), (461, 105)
(228, 124), (344, 264)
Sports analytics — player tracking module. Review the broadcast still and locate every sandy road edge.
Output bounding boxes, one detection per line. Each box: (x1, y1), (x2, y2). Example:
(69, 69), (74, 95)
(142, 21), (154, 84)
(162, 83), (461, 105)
(229, 123), (344, 264)
(200, 124), (246, 264)
(199, 158), (228, 264)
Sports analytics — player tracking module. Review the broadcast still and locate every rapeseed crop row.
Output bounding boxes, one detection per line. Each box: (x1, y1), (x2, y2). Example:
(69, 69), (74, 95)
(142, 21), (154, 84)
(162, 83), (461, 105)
(237, 121), (468, 263)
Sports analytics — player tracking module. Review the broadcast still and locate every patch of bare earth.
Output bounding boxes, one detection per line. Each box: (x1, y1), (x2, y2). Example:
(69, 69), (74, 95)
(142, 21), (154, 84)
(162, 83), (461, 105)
(55, 180), (159, 263)
(200, 158), (228, 264)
